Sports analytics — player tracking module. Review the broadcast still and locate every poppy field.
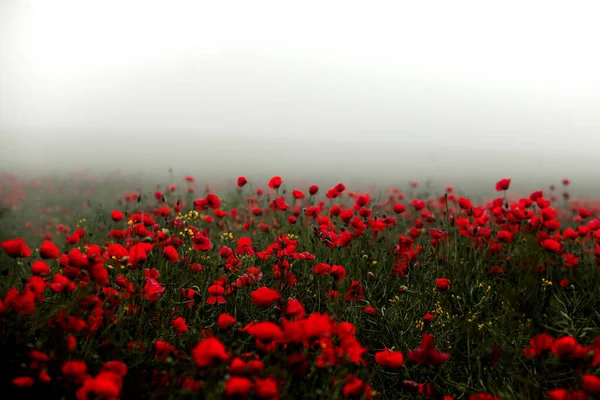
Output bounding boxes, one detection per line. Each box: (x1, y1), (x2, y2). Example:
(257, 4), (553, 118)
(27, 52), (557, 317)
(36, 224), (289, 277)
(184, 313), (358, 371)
(1, 171), (600, 400)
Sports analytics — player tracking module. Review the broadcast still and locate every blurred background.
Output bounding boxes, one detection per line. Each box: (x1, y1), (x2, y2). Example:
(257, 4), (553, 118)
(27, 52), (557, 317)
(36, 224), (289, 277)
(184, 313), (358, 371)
(1, 0), (599, 196)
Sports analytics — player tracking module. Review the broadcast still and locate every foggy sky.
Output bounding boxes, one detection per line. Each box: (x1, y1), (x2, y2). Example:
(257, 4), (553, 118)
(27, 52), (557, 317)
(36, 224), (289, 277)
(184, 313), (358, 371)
(1, 0), (599, 193)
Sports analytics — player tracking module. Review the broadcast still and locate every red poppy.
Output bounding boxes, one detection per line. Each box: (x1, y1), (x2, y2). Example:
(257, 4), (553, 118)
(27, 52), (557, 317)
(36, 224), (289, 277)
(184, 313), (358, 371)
(458, 197), (473, 211)
(268, 176), (282, 189)
(346, 280), (364, 301)
(330, 265), (347, 282)
(284, 299), (306, 320)
(154, 340), (177, 360)
(101, 361), (128, 377)
(217, 313), (236, 329)
(247, 322), (284, 342)
(495, 178), (511, 191)
(411, 199), (425, 211)
(582, 374), (600, 395)
(343, 375), (373, 400)
(254, 377), (279, 399)
(1, 238), (31, 258)
(251, 287), (280, 307)
(62, 360), (88, 379)
(435, 277), (451, 291)
(207, 284), (227, 305)
(31, 260), (50, 276)
(551, 336), (584, 360)
(237, 176), (248, 187)
(469, 394), (501, 400)
(191, 337), (230, 368)
(363, 306), (376, 315)
(541, 239), (562, 253)
(393, 203), (406, 214)
(375, 349), (404, 369)
(12, 377), (34, 388)
(205, 193), (221, 209)
(192, 234), (212, 252)
(39, 240), (60, 259)
(111, 210), (125, 222)
(143, 278), (164, 302)
(172, 317), (189, 333)
(313, 263), (331, 276)
(162, 246), (179, 262)
(547, 389), (586, 400)
(224, 376), (253, 398)
(407, 333), (450, 366)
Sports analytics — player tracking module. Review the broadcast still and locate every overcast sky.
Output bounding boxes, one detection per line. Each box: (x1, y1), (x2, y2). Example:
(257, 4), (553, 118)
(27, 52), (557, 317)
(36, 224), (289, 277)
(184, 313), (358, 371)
(1, 0), (599, 191)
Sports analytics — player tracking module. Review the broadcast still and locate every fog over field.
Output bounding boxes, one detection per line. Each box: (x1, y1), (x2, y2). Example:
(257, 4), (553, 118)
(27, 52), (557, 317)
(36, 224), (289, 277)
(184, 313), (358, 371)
(1, 0), (599, 196)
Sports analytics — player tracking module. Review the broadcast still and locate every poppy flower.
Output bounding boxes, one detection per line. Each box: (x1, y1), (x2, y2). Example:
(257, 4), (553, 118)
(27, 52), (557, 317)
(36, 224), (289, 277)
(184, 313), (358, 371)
(523, 333), (554, 358)
(346, 280), (364, 301)
(342, 375), (373, 400)
(541, 239), (562, 253)
(375, 349), (404, 369)
(39, 240), (60, 259)
(393, 203), (406, 214)
(330, 265), (347, 282)
(205, 193), (221, 209)
(192, 234), (212, 252)
(31, 260), (50, 276)
(284, 299), (306, 320)
(582, 374), (600, 395)
(313, 263), (331, 276)
(62, 360), (88, 379)
(363, 306), (376, 315)
(224, 376), (253, 398)
(254, 377), (279, 399)
(407, 333), (450, 366)
(162, 246), (179, 262)
(237, 176), (248, 187)
(154, 340), (177, 361)
(458, 197), (473, 211)
(435, 278), (451, 292)
(247, 322), (284, 342)
(191, 337), (230, 368)
(101, 361), (128, 377)
(495, 178), (511, 191)
(469, 394), (501, 400)
(12, 377), (34, 388)
(172, 317), (189, 334)
(111, 210), (125, 222)
(411, 199), (425, 211)
(207, 284), (227, 305)
(268, 176), (282, 189)
(1, 238), (31, 258)
(143, 278), (164, 302)
(547, 389), (586, 400)
(251, 287), (280, 307)
(551, 336), (583, 360)
(217, 313), (236, 329)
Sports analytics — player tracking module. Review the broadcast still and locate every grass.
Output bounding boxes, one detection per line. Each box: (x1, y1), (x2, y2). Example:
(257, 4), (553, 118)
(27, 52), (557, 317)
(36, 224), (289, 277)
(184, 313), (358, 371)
(0, 171), (599, 400)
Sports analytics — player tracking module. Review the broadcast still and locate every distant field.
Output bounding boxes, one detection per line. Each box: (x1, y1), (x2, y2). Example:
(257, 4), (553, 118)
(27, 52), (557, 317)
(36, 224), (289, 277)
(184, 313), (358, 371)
(1, 171), (600, 400)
